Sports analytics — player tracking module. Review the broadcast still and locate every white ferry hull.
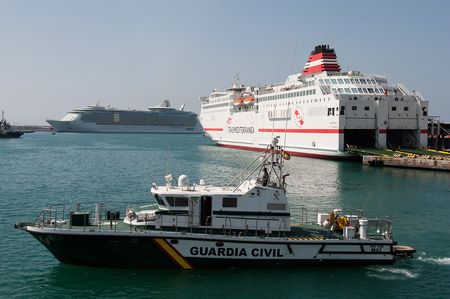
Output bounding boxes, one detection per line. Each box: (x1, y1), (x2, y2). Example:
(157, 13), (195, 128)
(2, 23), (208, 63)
(201, 109), (353, 160)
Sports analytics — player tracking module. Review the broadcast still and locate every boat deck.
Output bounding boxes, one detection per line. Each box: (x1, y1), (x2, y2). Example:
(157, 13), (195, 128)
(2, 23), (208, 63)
(26, 217), (360, 242)
(24, 203), (391, 242)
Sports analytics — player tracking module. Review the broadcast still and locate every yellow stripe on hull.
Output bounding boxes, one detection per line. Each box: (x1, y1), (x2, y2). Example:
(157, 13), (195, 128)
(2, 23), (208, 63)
(153, 238), (193, 269)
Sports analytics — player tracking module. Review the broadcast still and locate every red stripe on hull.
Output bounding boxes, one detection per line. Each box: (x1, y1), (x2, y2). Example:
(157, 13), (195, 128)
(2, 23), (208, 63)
(259, 128), (343, 134)
(217, 143), (360, 161)
(420, 129), (428, 134)
(204, 128), (223, 131)
(379, 129), (387, 134)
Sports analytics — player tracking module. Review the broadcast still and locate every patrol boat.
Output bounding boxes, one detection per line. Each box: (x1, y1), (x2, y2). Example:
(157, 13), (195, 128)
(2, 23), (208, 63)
(15, 137), (414, 269)
(0, 111), (25, 138)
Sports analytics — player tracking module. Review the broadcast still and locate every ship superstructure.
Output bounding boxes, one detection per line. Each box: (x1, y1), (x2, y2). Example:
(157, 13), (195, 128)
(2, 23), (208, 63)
(200, 45), (429, 159)
(47, 100), (202, 133)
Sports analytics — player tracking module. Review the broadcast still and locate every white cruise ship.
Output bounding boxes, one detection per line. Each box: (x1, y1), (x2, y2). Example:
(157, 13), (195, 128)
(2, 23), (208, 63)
(47, 100), (203, 134)
(199, 45), (429, 159)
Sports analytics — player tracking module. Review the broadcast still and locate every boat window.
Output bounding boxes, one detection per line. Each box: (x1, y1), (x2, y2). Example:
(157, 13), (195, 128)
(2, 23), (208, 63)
(223, 197), (237, 208)
(344, 78), (350, 84)
(357, 88), (363, 93)
(351, 88), (358, 93)
(344, 88), (351, 93)
(331, 79), (337, 84)
(154, 194), (165, 206)
(319, 79), (324, 84)
(267, 203), (286, 210)
(324, 79), (331, 84)
(360, 79), (367, 84)
(367, 88), (374, 93)
(350, 78), (356, 84)
(404, 107), (409, 111)
(352, 106), (357, 111)
(362, 88), (368, 93)
(392, 106), (397, 111)
(364, 106), (370, 111)
(166, 197), (188, 207)
(371, 79), (377, 84)
(337, 79), (344, 84)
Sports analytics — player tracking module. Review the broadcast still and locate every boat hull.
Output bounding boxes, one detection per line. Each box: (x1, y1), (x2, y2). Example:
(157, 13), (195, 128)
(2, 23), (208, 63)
(25, 226), (395, 269)
(216, 141), (361, 161)
(0, 131), (24, 138)
(47, 120), (203, 134)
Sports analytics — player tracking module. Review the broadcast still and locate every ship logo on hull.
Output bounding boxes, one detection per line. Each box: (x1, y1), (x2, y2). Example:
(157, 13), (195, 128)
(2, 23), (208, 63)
(294, 108), (305, 127)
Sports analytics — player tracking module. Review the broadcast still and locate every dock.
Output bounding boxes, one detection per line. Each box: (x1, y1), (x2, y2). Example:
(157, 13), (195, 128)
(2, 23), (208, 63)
(363, 155), (450, 171)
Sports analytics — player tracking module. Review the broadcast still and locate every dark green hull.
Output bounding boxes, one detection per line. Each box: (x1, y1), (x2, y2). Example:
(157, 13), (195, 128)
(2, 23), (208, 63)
(26, 228), (395, 269)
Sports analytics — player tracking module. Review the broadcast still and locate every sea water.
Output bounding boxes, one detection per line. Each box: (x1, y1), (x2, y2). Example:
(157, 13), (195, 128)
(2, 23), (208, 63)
(1, 133), (449, 298)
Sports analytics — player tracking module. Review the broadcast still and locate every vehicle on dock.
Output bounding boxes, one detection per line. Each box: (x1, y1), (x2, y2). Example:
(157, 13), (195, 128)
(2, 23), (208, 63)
(15, 137), (414, 269)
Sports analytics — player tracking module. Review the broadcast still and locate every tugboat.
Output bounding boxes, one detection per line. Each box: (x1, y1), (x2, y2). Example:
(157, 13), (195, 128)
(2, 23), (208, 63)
(0, 111), (24, 138)
(15, 137), (414, 269)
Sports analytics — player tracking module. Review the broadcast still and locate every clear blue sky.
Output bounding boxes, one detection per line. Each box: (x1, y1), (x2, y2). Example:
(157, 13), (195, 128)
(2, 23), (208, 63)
(1, 0), (449, 125)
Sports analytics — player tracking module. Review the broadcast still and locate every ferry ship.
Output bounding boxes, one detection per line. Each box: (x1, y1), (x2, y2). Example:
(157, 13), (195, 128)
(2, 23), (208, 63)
(47, 100), (203, 134)
(15, 137), (414, 269)
(200, 45), (429, 159)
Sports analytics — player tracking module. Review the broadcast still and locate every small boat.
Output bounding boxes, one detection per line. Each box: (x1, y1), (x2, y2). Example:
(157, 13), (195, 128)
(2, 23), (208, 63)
(15, 137), (414, 269)
(0, 111), (24, 138)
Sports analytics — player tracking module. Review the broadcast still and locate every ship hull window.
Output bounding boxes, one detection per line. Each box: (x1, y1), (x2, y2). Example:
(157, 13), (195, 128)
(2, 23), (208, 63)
(154, 194), (165, 206)
(222, 197), (237, 208)
(166, 197), (188, 207)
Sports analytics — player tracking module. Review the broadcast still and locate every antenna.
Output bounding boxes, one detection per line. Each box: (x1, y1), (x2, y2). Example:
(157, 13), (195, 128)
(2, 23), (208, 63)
(362, 190), (372, 214)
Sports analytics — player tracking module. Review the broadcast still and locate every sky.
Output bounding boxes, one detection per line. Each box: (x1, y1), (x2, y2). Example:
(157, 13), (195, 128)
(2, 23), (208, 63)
(1, 0), (449, 125)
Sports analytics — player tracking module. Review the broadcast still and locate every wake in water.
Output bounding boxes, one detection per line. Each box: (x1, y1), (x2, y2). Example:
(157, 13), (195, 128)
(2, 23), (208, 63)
(417, 256), (450, 266)
(366, 266), (418, 280)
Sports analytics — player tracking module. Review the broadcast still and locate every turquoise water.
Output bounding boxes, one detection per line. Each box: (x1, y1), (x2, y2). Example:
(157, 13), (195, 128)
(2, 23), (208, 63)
(1, 133), (449, 298)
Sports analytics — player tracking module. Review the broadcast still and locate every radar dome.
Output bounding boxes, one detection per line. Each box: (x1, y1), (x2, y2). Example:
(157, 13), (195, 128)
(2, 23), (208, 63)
(178, 175), (189, 187)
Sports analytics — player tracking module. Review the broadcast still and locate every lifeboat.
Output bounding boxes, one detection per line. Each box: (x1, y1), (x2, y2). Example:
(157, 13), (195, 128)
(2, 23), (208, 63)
(233, 98), (244, 106)
(243, 96), (255, 105)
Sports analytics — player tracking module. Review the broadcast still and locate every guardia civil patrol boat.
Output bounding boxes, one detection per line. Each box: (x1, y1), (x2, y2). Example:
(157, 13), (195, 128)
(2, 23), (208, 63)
(15, 137), (414, 269)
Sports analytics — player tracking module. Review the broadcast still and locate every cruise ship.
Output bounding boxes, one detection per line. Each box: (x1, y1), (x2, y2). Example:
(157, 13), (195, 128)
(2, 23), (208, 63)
(47, 100), (203, 133)
(199, 45), (429, 159)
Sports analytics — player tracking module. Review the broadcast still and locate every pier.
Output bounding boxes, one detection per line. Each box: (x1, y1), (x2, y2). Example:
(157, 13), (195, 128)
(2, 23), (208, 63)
(363, 155), (450, 171)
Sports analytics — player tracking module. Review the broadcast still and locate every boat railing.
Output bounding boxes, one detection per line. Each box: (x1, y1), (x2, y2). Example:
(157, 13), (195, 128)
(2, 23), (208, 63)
(278, 219), (288, 238)
(31, 202), (144, 231)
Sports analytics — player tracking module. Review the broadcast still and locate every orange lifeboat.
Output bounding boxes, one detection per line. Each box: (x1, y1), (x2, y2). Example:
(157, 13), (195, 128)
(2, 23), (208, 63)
(243, 96), (255, 104)
(233, 98), (244, 106)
